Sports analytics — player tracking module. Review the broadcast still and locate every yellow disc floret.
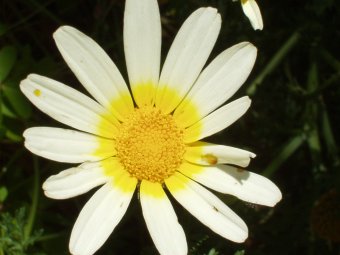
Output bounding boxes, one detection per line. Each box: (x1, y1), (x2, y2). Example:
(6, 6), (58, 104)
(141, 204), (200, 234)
(115, 106), (185, 183)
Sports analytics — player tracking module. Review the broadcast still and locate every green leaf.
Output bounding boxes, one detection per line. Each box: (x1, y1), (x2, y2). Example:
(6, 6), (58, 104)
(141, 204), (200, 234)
(1, 101), (17, 119)
(307, 62), (318, 92)
(321, 48), (340, 72)
(0, 186), (8, 202)
(2, 81), (32, 119)
(5, 128), (23, 142)
(321, 101), (339, 164)
(2, 117), (24, 142)
(207, 248), (219, 255)
(263, 135), (306, 177)
(0, 46), (17, 83)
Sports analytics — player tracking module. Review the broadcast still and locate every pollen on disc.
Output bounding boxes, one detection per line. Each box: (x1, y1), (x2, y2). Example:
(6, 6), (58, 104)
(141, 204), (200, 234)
(115, 106), (186, 183)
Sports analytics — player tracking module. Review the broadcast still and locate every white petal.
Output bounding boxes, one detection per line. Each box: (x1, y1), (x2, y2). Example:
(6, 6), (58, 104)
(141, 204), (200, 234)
(186, 175), (248, 234)
(23, 127), (115, 163)
(140, 181), (187, 255)
(184, 96), (251, 143)
(124, 0), (161, 106)
(185, 141), (256, 167)
(180, 163), (282, 207)
(156, 7), (221, 113)
(241, 0), (263, 30)
(165, 174), (248, 243)
(70, 176), (137, 255)
(43, 159), (112, 199)
(174, 42), (257, 127)
(20, 74), (118, 138)
(53, 26), (133, 120)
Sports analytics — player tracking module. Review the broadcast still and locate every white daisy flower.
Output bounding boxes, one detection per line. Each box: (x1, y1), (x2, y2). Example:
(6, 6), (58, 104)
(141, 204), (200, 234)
(21, 0), (281, 254)
(241, 0), (264, 30)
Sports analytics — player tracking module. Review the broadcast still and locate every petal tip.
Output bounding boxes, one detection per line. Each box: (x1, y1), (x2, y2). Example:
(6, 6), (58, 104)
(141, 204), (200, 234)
(243, 96), (252, 106)
(43, 191), (53, 199)
(53, 26), (66, 38)
(241, 0), (263, 31)
(203, 7), (218, 14)
(236, 232), (249, 243)
(272, 188), (283, 205)
(54, 25), (72, 33)
(265, 185), (283, 207)
(22, 127), (34, 138)
(53, 25), (77, 41)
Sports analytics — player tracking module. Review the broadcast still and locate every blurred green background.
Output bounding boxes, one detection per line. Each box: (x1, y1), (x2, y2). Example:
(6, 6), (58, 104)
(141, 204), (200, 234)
(1, 0), (339, 254)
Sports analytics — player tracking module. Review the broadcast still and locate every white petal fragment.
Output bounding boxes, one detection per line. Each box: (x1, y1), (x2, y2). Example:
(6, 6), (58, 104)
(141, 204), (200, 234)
(43, 159), (111, 199)
(70, 177), (137, 255)
(185, 141), (256, 167)
(186, 176), (248, 234)
(20, 74), (118, 138)
(140, 181), (187, 255)
(23, 127), (115, 163)
(184, 96), (251, 143)
(53, 26), (133, 120)
(174, 42), (257, 127)
(156, 7), (221, 113)
(241, 0), (263, 30)
(165, 174), (248, 243)
(124, 0), (161, 106)
(182, 164), (282, 207)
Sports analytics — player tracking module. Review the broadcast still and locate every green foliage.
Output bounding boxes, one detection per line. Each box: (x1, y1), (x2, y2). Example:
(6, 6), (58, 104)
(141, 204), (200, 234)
(0, 46), (17, 83)
(206, 248), (219, 255)
(0, 187), (8, 203)
(2, 80), (32, 120)
(0, 208), (43, 255)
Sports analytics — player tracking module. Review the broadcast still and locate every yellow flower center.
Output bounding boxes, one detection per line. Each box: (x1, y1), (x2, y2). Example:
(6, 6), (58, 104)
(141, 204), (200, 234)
(115, 106), (186, 183)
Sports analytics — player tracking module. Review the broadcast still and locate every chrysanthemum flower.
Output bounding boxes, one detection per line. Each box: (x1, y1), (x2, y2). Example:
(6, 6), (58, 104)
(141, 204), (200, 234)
(21, 0), (281, 254)
(241, 0), (264, 30)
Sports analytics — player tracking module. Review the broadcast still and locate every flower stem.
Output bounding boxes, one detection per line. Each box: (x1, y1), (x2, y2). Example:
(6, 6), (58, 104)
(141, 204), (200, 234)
(247, 31), (300, 96)
(262, 134), (305, 177)
(24, 156), (39, 242)
(36, 232), (66, 242)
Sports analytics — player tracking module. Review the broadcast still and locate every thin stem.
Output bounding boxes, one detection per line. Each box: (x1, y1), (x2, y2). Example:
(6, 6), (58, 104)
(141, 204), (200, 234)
(320, 48), (340, 72)
(247, 32), (300, 96)
(3, 0), (57, 35)
(305, 71), (340, 97)
(35, 232), (66, 242)
(0, 147), (24, 179)
(26, 0), (62, 24)
(24, 156), (40, 242)
(262, 134), (306, 177)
